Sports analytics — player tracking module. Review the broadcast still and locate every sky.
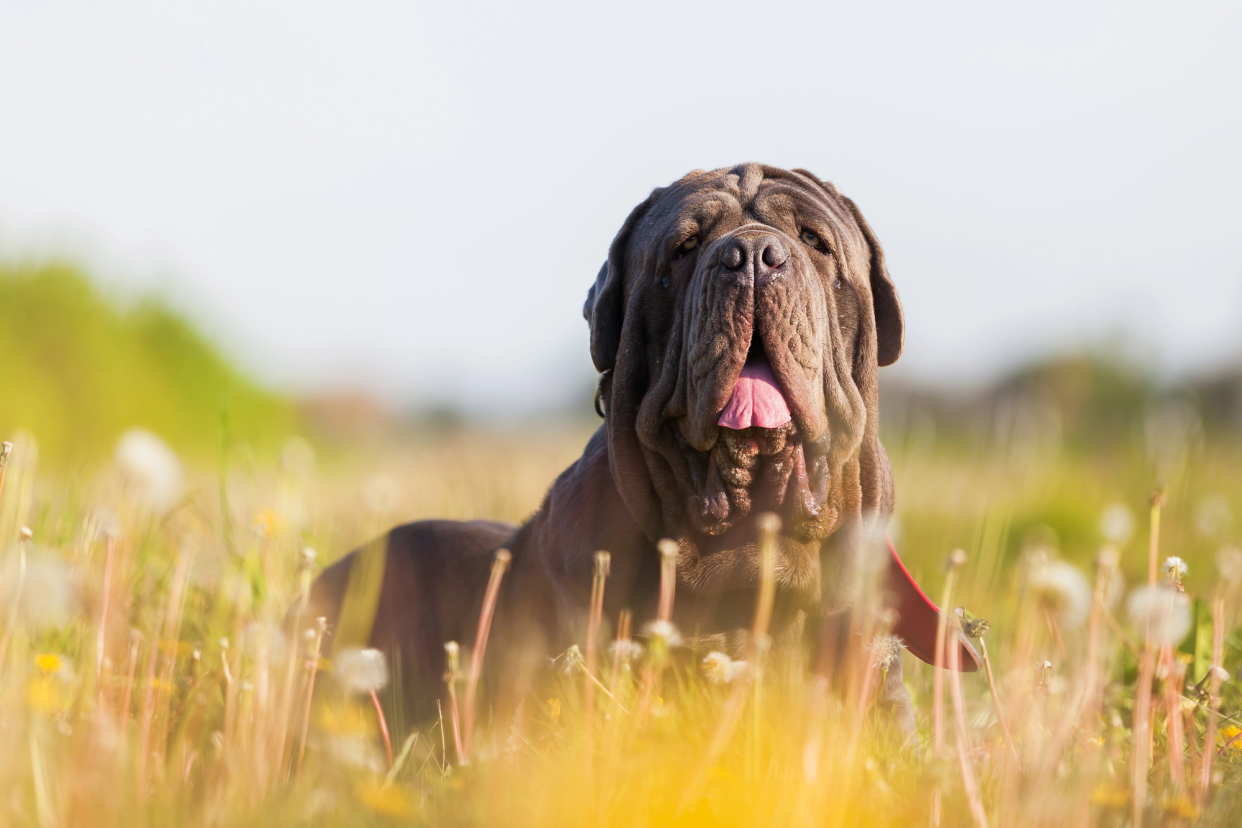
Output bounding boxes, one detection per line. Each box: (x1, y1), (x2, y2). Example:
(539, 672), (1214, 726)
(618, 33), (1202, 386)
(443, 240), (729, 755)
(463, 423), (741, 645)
(1, 1), (1240, 413)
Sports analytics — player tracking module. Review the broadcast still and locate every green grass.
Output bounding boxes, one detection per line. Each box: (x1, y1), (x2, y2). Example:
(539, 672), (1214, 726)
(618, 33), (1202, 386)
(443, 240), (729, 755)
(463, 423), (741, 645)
(0, 259), (296, 466)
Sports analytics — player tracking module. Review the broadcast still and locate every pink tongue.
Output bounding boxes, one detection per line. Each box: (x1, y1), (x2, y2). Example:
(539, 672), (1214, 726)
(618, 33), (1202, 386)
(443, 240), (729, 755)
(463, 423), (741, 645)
(717, 355), (792, 430)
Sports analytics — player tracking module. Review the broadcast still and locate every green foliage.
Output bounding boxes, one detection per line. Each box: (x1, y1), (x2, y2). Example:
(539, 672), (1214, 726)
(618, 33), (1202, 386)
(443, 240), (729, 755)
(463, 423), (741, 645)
(0, 259), (296, 464)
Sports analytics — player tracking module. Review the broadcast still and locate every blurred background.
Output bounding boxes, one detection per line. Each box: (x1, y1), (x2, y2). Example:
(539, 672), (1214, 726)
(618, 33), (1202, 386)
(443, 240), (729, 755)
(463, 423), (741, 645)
(1, 1), (1240, 589)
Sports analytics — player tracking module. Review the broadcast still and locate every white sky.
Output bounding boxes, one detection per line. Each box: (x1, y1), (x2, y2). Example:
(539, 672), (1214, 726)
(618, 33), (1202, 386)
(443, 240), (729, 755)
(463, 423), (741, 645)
(1, 1), (1240, 412)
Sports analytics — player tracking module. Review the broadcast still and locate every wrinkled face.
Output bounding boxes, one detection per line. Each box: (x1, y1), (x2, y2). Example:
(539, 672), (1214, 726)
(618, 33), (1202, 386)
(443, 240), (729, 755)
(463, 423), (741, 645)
(586, 164), (904, 607)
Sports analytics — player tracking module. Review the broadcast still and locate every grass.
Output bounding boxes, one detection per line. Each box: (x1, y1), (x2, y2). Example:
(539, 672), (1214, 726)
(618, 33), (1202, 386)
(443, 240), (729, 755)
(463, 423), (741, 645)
(0, 260), (296, 466)
(0, 420), (1240, 827)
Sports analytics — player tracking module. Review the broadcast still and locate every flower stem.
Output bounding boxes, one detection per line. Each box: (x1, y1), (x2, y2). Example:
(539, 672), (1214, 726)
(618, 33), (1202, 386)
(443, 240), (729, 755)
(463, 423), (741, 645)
(462, 548), (511, 763)
(371, 689), (393, 769)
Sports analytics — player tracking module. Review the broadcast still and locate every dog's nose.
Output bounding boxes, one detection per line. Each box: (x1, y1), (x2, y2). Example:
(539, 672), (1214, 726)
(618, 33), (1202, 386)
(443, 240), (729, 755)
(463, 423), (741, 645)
(721, 233), (790, 284)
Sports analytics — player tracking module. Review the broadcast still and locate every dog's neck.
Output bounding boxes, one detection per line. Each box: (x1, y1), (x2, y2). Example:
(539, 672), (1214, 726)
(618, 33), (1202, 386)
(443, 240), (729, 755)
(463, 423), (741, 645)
(513, 426), (859, 650)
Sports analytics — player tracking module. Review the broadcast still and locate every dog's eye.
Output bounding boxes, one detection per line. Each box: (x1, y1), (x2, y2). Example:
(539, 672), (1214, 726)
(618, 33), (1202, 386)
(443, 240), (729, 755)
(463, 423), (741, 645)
(673, 236), (699, 261)
(801, 229), (828, 252)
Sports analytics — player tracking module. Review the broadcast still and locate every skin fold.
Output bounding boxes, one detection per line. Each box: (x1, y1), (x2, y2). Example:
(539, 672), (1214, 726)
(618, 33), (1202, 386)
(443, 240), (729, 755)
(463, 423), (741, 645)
(304, 164), (950, 732)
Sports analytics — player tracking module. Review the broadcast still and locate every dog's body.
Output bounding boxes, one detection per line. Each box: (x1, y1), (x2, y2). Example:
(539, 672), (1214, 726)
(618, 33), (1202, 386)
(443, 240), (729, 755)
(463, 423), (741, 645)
(304, 164), (975, 732)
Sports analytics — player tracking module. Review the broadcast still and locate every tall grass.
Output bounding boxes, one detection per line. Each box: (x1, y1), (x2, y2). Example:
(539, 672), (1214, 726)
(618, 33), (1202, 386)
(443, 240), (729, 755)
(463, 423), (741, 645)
(0, 425), (1239, 827)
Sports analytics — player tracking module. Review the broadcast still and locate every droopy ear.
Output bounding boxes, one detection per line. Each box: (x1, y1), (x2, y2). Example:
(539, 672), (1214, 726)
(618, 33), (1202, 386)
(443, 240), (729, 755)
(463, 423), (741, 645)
(839, 194), (905, 367)
(583, 192), (658, 372)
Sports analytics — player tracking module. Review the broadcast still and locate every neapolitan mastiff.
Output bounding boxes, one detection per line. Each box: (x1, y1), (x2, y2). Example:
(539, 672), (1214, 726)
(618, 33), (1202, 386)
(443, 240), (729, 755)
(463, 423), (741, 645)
(303, 163), (978, 734)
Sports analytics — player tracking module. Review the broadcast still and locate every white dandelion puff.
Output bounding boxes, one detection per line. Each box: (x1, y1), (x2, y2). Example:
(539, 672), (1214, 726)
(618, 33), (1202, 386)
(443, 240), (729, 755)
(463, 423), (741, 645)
(115, 429), (183, 512)
(702, 651), (748, 684)
(1028, 559), (1092, 629)
(1099, 503), (1135, 545)
(19, 559), (79, 628)
(1162, 556), (1188, 584)
(1216, 545), (1242, 584)
(1126, 585), (1192, 646)
(332, 648), (390, 695)
(238, 622), (289, 664)
(642, 619), (683, 647)
(550, 645), (585, 676)
(608, 640), (644, 663)
(867, 635), (903, 671)
(1195, 494), (1232, 540)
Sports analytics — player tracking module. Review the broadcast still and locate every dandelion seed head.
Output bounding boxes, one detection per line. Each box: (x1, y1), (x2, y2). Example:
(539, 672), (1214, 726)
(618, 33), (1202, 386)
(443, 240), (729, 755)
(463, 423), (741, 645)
(238, 622), (288, 663)
(115, 429), (183, 512)
(642, 619), (682, 647)
(551, 645), (585, 675)
(1216, 545), (1242, 583)
(867, 635), (903, 671)
(608, 640), (644, 663)
(332, 648), (390, 695)
(19, 560), (79, 629)
(702, 651), (747, 684)
(1162, 556), (1188, 583)
(1099, 503), (1134, 544)
(1195, 494), (1232, 540)
(1126, 585), (1192, 645)
(1028, 559), (1091, 629)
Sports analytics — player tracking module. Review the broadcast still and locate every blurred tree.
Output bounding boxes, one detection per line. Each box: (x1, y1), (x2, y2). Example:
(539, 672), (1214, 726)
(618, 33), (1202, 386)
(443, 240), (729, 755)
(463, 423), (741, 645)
(0, 259), (296, 465)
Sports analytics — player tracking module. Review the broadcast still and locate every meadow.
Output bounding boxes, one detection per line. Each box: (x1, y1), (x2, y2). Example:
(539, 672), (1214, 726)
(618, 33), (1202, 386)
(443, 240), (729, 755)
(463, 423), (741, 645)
(1, 260), (1241, 826)
(0, 413), (1239, 827)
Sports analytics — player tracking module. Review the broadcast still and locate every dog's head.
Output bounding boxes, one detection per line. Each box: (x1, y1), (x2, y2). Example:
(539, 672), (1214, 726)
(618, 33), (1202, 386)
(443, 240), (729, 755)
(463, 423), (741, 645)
(585, 164), (902, 611)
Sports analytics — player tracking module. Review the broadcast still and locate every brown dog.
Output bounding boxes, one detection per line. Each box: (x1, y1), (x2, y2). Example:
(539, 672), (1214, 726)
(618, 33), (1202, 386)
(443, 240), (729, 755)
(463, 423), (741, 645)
(304, 163), (977, 732)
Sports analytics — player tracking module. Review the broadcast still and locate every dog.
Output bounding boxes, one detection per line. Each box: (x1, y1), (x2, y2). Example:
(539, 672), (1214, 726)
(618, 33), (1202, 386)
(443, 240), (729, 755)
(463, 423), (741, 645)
(302, 163), (977, 734)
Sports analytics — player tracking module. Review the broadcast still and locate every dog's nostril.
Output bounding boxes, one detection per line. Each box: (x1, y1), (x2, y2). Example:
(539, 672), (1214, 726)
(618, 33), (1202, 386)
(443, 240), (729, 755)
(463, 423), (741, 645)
(722, 244), (744, 270)
(761, 243), (787, 268)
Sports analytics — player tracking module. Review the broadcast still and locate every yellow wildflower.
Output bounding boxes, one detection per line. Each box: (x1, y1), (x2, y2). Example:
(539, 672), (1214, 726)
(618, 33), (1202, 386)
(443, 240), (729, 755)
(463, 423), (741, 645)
(27, 676), (67, 712)
(1090, 783), (1129, 809)
(252, 508), (286, 539)
(355, 779), (413, 818)
(316, 702), (374, 736)
(1219, 725), (1241, 755)
(34, 653), (63, 674)
(1163, 795), (1199, 820)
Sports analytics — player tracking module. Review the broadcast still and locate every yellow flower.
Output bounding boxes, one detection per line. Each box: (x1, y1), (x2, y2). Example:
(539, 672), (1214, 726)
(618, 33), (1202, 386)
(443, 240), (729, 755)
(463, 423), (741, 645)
(1219, 725), (1241, 755)
(34, 653), (63, 674)
(355, 779), (413, 817)
(27, 676), (67, 712)
(1090, 783), (1129, 809)
(316, 702), (374, 736)
(544, 698), (561, 721)
(1163, 795), (1199, 820)
(252, 508), (286, 539)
